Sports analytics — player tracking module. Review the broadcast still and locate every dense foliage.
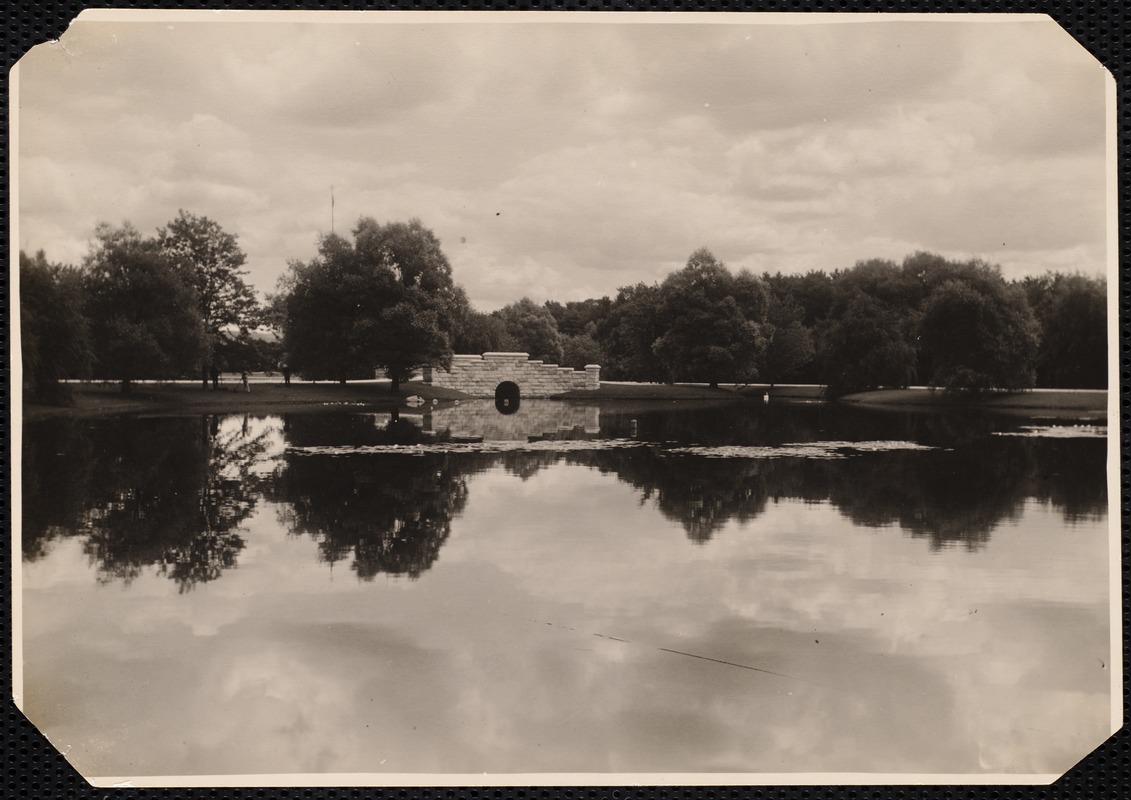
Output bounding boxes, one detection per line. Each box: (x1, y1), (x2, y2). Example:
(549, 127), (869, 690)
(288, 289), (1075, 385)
(19, 250), (92, 402)
(539, 251), (1105, 395)
(21, 206), (1107, 402)
(491, 297), (564, 363)
(651, 249), (770, 387)
(278, 217), (467, 390)
(157, 210), (261, 380)
(82, 223), (208, 392)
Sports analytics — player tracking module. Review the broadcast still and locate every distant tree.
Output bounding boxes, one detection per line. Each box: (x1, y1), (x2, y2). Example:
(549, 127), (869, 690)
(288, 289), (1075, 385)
(903, 251), (1010, 298)
(371, 297), (455, 391)
(730, 267), (772, 324)
(494, 297), (564, 362)
(545, 297), (613, 337)
(20, 250), (91, 403)
(560, 324), (605, 369)
(837, 257), (927, 309)
(651, 248), (770, 388)
(1023, 273), (1107, 389)
(452, 309), (514, 354)
(157, 211), (259, 385)
(763, 270), (837, 328)
(761, 293), (814, 386)
(217, 329), (284, 373)
(82, 223), (206, 392)
(813, 253), (1030, 397)
(596, 282), (667, 381)
(816, 292), (918, 397)
(354, 217), (467, 390)
(919, 278), (1040, 394)
(278, 235), (376, 384)
(280, 217), (466, 390)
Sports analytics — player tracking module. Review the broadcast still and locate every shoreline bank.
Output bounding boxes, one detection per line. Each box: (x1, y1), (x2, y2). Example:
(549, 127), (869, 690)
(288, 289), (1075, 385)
(20, 381), (1108, 421)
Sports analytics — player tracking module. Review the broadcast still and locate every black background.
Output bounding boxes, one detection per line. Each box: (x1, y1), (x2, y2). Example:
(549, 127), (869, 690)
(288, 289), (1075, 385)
(2, 1), (1128, 798)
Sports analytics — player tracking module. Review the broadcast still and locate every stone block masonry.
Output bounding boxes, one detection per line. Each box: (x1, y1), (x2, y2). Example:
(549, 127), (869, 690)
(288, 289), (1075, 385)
(423, 353), (600, 398)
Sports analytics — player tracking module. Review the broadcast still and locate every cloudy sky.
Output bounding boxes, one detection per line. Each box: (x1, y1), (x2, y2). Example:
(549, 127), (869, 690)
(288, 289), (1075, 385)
(16, 11), (1111, 311)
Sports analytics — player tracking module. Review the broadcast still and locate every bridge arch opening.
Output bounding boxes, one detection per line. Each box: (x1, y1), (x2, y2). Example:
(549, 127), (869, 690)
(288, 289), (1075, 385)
(495, 381), (521, 414)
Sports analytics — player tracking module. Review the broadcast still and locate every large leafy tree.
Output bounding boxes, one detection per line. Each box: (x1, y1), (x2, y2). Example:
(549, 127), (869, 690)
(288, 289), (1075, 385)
(278, 234), (374, 384)
(157, 210), (260, 381)
(761, 292), (815, 387)
(545, 297), (613, 337)
(82, 223), (207, 392)
(280, 217), (466, 390)
(651, 248), (770, 388)
(1024, 273), (1107, 389)
(816, 291), (918, 397)
(493, 297), (564, 363)
(560, 325), (605, 369)
(596, 282), (667, 381)
(20, 250), (92, 403)
(919, 277), (1040, 394)
(452, 309), (514, 354)
(763, 270), (837, 328)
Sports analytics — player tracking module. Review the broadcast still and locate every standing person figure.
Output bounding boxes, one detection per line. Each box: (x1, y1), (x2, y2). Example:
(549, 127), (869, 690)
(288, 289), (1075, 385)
(240, 370), (250, 393)
(282, 364), (291, 387)
(210, 364), (220, 389)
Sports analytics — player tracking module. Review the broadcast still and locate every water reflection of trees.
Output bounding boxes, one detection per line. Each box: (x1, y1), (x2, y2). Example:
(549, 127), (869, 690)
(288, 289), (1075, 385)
(820, 436), (1105, 549)
(21, 418), (96, 562)
(823, 444), (1028, 551)
(269, 414), (488, 580)
(22, 415), (275, 591)
(566, 435), (1106, 550)
(1026, 437), (1108, 524)
(589, 405), (1106, 549)
(597, 401), (1006, 450)
(23, 408), (1108, 590)
(579, 450), (794, 543)
(273, 451), (467, 579)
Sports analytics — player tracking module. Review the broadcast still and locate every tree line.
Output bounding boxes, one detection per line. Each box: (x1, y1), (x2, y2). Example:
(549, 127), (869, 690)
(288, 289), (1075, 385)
(21, 211), (264, 399)
(528, 250), (1106, 394)
(21, 211), (1107, 403)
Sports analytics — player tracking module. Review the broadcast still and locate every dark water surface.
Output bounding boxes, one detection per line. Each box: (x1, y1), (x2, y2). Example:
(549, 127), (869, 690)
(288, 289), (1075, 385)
(20, 400), (1112, 779)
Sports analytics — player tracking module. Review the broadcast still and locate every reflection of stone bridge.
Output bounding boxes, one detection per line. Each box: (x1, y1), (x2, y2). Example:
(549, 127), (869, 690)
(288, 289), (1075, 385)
(423, 352), (600, 398)
(424, 400), (601, 441)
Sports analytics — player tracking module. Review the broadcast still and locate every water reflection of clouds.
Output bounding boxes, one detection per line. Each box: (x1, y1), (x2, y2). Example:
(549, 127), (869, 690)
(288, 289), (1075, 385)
(22, 475), (1110, 777)
(18, 410), (1113, 779)
(440, 467), (1110, 774)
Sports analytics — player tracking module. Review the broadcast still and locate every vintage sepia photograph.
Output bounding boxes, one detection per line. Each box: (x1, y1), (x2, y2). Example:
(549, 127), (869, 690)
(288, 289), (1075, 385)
(10, 9), (1118, 787)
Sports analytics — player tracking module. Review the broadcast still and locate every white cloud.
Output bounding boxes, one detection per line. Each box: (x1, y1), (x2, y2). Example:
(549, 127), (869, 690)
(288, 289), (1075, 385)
(16, 13), (1109, 307)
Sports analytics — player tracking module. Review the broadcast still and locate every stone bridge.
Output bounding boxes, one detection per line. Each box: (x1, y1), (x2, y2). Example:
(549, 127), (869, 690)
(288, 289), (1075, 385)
(423, 352), (600, 398)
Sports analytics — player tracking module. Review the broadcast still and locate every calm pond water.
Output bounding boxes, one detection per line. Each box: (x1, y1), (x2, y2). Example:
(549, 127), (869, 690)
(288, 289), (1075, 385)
(20, 399), (1112, 780)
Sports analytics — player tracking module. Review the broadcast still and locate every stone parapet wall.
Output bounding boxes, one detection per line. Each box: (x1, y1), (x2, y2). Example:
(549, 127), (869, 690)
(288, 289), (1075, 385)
(425, 352), (600, 397)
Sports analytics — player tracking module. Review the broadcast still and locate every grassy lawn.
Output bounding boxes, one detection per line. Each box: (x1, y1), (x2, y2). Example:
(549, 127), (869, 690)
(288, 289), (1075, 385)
(22, 378), (1107, 420)
(837, 387), (1107, 414)
(21, 379), (469, 420)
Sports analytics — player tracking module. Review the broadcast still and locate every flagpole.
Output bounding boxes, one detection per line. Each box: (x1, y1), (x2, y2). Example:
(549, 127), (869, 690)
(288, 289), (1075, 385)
(331, 185), (335, 235)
